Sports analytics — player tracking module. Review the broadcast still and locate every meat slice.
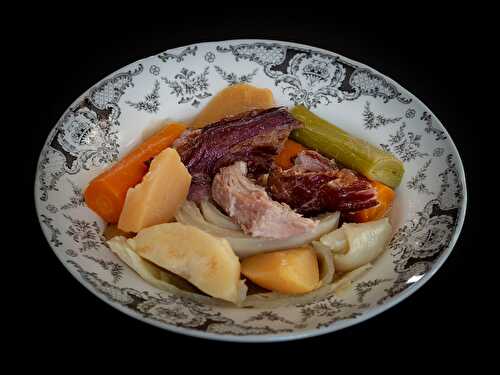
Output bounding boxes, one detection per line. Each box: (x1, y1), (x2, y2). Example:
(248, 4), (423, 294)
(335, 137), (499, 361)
(268, 150), (378, 216)
(172, 128), (202, 156)
(212, 161), (317, 239)
(294, 150), (337, 172)
(174, 107), (302, 201)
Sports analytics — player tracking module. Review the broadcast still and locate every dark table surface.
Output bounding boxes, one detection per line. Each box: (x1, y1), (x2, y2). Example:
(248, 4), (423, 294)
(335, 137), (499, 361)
(23, 8), (480, 358)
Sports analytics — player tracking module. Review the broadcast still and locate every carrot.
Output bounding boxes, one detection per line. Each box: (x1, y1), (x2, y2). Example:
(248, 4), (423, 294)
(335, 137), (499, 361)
(84, 123), (186, 223)
(275, 139), (306, 169)
(344, 181), (396, 223)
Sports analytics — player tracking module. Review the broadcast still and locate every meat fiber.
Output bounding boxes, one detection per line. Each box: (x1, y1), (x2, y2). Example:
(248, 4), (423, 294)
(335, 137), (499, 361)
(212, 161), (317, 239)
(267, 150), (378, 216)
(174, 107), (302, 201)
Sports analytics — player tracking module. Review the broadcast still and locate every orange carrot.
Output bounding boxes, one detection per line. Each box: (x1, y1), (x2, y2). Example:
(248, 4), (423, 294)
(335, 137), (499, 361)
(275, 139), (306, 169)
(84, 123), (186, 223)
(344, 181), (395, 223)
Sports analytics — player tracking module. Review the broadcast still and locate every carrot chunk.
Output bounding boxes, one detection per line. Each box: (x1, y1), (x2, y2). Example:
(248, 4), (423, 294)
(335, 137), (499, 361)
(344, 181), (395, 223)
(274, 139), (306, 169)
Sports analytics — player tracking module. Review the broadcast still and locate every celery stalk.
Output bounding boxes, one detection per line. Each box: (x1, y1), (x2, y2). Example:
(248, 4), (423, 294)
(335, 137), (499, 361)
(290, 105), (404, 188)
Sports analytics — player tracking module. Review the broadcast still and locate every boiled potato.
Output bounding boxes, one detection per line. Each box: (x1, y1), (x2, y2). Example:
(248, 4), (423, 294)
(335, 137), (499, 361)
(191, 83), (274, 128)
(241, 247), (320, 294)
(129, 222), (247, 304)
(118, 148), (191, 233)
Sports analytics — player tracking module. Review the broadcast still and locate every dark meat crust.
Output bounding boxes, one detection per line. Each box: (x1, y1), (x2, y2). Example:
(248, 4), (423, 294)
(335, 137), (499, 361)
(267, 150), (378, 215)
(174, 107), (302, 201)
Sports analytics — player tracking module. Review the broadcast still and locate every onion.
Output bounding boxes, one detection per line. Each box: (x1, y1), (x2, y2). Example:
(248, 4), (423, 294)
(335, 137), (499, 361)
(175, 201), (246, 238)
(199, 199), (241, 230)
(312, 241), (335, 286)
(333, 218), (392, 272)
(225, 212), (340, 258)
(320, 228), (348, 254)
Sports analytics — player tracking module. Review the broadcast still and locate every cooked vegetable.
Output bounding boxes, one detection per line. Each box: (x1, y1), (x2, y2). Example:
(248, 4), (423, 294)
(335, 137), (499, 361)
(343, 181), (395, 223)
(290, 105), (404, 188)
(224, 212), (339, 258)
(274, 139), (306, 169)
(108, 236), (199, 293)
(191, 83), (275, 128)
(176, 201), (340, 258)
(318, 228), (348, 254)
(103, 224), (132, 241)
(175, 201), (246, 238)
(84, 123), (186, 223)
(130, 222), (247, 304)
(118, 148), (191, 233)
(199, 199), (241, 230)
(242, 263), (372, 308)
(241, 247), (320, 294)
(322, 218), (392, 272)
(312, 241), (335, 285)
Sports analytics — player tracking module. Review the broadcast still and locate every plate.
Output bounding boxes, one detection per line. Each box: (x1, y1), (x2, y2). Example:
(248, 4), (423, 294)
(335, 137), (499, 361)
(34, 40), (466, 342)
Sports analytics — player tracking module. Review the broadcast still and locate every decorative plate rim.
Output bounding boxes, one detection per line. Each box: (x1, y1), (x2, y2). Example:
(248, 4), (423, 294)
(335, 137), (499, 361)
(34, 39), (467, 342)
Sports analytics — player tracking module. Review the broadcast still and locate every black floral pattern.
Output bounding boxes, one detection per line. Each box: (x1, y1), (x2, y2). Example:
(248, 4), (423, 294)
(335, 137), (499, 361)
(407, 159), (433, 194)
(84, 255), (124, 283)
(204, 51), (215, 63)
(162, 67), (211, 107)
(362, 101), (402, 129)
(217, 42), (411, 107)
(215, 65), (258, 85)
(40, 214), (62, 247)
(60, 179), (85, 210)
(405, 108), (416, 119)
(158, 46), (197, 63)
(126, 80), (161, 113)
(380, 123), (429, 162)
(421, 111), (446, 141)
(355, 279), (392, 303)
(64, 215), (103, 253)
(149, 65), (160, 76)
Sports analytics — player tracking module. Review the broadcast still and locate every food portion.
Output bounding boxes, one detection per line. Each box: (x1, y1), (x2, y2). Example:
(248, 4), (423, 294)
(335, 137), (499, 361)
(174, 107), (302, 201)
(212, 161), (316, 239)
(176, 201), (340, 258)
(191, 83), (274, 128)
(319, 218), (392, 272)
(108, 236), (199, 294)
(84, 123), (186, 223)
(342, 181), (395, 223)
(128, 223), (246, 304)
(85, 83), (402, 306)
(118, 148), (191, 233)
(241, 247), (320, 294)
(267, 150), (378, 216)
(274, 139), (306, 169)
(291, 105), (404, 189)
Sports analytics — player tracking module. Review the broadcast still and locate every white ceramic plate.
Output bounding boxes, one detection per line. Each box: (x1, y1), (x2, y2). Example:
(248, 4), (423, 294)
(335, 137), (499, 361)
(35, 40), (466, 342)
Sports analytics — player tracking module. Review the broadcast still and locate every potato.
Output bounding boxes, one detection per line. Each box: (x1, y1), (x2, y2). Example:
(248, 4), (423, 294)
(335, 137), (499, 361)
(130, 223), (247, 304)
(118, 148), (191, 233)
(241, 247), (320, 294)
(191, 83), (274, 128)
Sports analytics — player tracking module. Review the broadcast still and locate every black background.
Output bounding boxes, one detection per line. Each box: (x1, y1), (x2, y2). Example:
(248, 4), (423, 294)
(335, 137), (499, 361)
(22, 7), (480, 360)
